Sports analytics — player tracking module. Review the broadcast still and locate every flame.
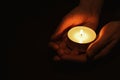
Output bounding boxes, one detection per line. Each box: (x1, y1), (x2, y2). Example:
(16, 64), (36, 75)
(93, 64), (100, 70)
(79, 29), (86, 43)
(67, 26), (96, 44)
(80, 29), (84, 37)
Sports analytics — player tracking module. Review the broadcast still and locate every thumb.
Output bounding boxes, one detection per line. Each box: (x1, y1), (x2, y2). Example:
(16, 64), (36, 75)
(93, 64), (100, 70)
(51, 19), (73, 40)
(86, 34), (105, 58)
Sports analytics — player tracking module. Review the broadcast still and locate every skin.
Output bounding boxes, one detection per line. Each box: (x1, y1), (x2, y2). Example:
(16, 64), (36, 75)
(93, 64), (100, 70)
(87, 21), (120, 60)
(49, 0), (120, 63)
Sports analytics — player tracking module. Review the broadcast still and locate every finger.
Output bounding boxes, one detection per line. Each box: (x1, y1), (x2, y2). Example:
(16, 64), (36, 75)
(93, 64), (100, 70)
(86, 23), (117, 58)
(51, 14), (85, 40)
(57, 49), (65, 56)
(71, 48), (79, 55)
(63, 48), (72, 55)
(61, 54), (87, 63)
(59, 37), (71, 55)
(86, 36), (106, 58)
(53, 55), (61, 61)
(83, 22), (97, 30)
(49, 42), (59, 51)
(57, 44), (71, 56)
(93, 40), (118, 60)
(51, 19), (72, 40)
(83, 17), (98, 30)
(58, 40), (66, 56)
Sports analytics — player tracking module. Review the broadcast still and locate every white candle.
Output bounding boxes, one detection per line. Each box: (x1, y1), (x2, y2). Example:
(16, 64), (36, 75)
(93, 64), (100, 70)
(67, 26), (96, 44)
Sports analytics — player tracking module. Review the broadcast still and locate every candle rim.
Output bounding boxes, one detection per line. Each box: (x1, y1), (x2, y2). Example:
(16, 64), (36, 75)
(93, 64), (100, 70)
(67, 26), (96, 44)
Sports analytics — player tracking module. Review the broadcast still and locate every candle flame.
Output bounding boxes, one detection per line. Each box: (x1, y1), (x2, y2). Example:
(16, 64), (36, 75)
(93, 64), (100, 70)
(67, 26), (96, 44)
(80, 29), (84, 37)
(79, 29), (86, 43)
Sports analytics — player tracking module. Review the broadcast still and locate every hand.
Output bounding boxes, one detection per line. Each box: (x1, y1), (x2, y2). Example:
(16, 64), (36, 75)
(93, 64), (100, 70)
(50, 21), (120, 63)
(49, 5), (100, 62)
(52, 5), (99, 39)
(87, 21), (120, 60)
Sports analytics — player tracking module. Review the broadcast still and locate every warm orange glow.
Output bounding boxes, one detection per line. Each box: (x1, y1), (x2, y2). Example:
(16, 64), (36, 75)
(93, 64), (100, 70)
(67, 26), (96, 44)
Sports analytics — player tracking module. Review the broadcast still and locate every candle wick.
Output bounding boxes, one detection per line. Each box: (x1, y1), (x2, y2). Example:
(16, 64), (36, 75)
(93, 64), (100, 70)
(80, 34), (83, 36)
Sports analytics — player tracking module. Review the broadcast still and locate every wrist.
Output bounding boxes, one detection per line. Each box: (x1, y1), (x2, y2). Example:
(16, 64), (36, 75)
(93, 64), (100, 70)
(78, 0), (104, 15)
(77, 5), (100, 17)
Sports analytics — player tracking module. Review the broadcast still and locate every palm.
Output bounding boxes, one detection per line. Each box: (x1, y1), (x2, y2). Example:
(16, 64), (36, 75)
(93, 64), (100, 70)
(52, 6), (99, 39)
(50, 6), (100, 62)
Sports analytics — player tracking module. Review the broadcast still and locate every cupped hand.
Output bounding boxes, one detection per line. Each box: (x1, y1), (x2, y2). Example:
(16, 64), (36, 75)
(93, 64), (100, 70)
(52, 5), (99, 39)
(49, 5), (100, 62)
(50, 21), (120, 63)
(87, 21), (120, 60)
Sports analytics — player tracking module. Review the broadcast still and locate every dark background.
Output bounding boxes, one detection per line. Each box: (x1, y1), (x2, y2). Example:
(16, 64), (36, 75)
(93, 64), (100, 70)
(8, 0), (120, 80)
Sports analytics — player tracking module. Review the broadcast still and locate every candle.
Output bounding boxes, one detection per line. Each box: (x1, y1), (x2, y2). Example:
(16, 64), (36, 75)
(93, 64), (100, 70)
(67, 26), (96, 44)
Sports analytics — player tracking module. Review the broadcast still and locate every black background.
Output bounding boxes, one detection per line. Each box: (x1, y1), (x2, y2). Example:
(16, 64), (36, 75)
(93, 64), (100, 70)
(8, 0), (120, 80)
